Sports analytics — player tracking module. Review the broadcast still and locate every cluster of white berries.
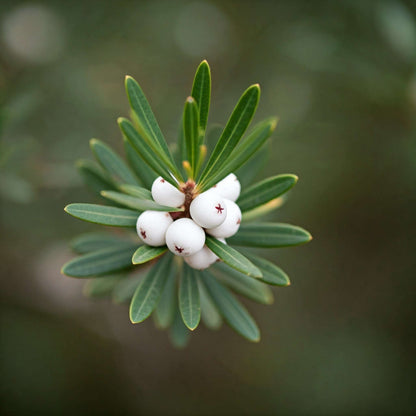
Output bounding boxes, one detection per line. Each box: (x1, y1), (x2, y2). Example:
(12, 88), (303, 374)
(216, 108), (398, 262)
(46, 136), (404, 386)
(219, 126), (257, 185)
(135, 173), (242, 270)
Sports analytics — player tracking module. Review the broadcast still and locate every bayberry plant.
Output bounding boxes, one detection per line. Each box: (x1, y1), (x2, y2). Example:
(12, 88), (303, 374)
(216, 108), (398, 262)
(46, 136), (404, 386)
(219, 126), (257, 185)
(62, 61), (312, 347)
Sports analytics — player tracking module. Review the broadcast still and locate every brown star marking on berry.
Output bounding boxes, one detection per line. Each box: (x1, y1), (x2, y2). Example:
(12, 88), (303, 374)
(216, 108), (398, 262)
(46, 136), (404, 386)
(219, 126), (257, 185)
(140, 228), (147, 239)
(215, 204), (224, 214)
(236, 218), (241, 224)
(175, 245), (184, 254)
(160, 179), (165, 183)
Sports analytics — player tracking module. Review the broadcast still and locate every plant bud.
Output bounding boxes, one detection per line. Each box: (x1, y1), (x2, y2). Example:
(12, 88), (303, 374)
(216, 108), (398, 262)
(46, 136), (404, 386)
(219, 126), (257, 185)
(212, 173), (241, 202)
(151, 176), (185, 207)
(206, 199), (242, 238)
(190, 190), (227, 228)
(136, 210), (173, 246)
(165, 218), (205, 257)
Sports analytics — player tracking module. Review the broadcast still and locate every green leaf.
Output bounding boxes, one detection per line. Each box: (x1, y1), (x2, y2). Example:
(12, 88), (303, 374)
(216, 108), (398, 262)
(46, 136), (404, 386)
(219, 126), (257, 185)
(132, 245), (168, 265)
(64, 203), (138, 227)
(129, 254), (172, 323)
(242, 197), (285, 222)
(238, 174), (298, 212)
(118, 118), (177, 187)
(200, 271), (260, 342)
(154, 267), (177, 329)
(236, 142), (269, 187)
(170, 305), (191, 349)
(228, 223), (312, 247)
(214, 262), (273, 304)
(243, 252), (290, 286)
(123, 138), (157, 188)
(61, 243), (137, 277)
(83, 275), (123, 298)
(90, 138), (139, 186)
(198, 84), (260, 187)
(70, 232), (134, 254)
(101, 190), (182, 212)
(112, 273), (145, 304)
(205, 237), (262, 278)
(119, 184), (152, 200)
(124, 76), (181, 179)
(191, 60), (211, 137)
(197, 278), (222, 330)
(76, 159), (116, 195)
(183, 97), (200, 178)
(200, 117), (277, 191)
(179, 265), (201, 330)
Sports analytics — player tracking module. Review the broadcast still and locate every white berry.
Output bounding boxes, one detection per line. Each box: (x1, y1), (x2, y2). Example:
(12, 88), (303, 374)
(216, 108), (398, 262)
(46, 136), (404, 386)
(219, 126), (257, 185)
(184, 238), (226, 270)
(190, 190), (227, 228)
(151, 176), (185, 208)
(136, 210), (173, 246)
(212, 173), (241, 202)
(206, 199), (242, 238)
(165, 218), (205, 257)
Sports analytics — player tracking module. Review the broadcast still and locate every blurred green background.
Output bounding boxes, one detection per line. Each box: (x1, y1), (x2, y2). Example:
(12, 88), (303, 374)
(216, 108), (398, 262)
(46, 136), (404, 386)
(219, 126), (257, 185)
(1, 0), (415, 415)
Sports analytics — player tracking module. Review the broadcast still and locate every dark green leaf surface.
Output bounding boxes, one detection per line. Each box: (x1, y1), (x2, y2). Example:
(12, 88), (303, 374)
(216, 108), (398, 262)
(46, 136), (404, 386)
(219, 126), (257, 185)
(129, 254), (172, 323)
(238, 174), (298, 212)
(197, 278), (222, 330)
(198, 84), (260, 188)
(170, 305), (190, 349)
(183, 97), (199, 178)
(154, 267), (177, 329)
(228, 223), (312, 247)
(200, 271), (260, 342)
(205, 237), (262, 278)
(191, 60), (211, 136)
(112, 274), (145, 304)
(62, 243), (137, 277)
(179, 265), (201, 330)
(214, 262), (273, 304)
(119, 184), (152, 200)
(83, 275), (123, 298)
(132, 245), (168, 265)
(101, 190), (181, 212)
(76, 159), (116, 195)
(65, 203), (138, 227)
(70, 232), (134, 254)
(243, 252), (290, 286)
(90, 138), (139, 185)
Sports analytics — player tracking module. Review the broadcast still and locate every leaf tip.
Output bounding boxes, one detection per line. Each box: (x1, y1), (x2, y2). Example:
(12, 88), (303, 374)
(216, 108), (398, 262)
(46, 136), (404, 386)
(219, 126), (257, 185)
(186, 96), (195, 104)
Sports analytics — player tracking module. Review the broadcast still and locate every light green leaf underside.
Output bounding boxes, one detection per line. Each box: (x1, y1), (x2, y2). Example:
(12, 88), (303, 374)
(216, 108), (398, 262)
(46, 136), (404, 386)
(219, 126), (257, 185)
(237, 174), (298, 212)
(112, 273), (146, 304)
(64, 203), (138, 227)
(132, 245), (168, 265)
(70, 232), (135, 254)
(119, 184), (152, 200)
(83, 274), (123, 298)
(129, 254), (172, 323)
(61, 243), (137, 277)
(205, 237), (262, 278)
(169, 305), (191, 349)
(197, 278), (222, 330)
(200, 271), (260, 342)
(179, 265), (201, 330)
(76, 159), (116, 196)
(154, 268), (177, 329)
(228, 223), (312, 247)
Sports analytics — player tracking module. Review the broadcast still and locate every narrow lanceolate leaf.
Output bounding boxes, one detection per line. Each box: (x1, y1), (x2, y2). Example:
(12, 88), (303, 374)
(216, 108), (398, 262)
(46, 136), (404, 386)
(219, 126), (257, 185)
(132, 245), (168, 265)
(242, 197), (285, 222)
(83, 275), (123, 298)
(183, 97), (200, 178)
(170, 305), (191, 349)
(154, 267), (177, 329)
(61, 243), (137, 277)
(125, 76), (181, 179)
(118, 118), (177, 187)
(198, 84), (260, 187)
(205, 237), (262, 278)
(201, 117), (277, 191)
(70, 232), (134, 254)
(101, 191), (182, 212)
(123, 138), (157, 188)
(200, 271), (260, 342)
(90, 138), (139, 186)
(112, 273), (145, 304)
(179, 265), (201, 330)
(64, 203), (138, 227)
(197, 278), (222, 330)
(243, 252), (290, 286)
(76, 159), (116, 195)
(119, 184), (152, 200)
(228, 223), (312, 247)
(129, 254), (172, 323)
(214, 262), (273, 304)
(238, 174), (298, 212)
(191, 60), (211, 136)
